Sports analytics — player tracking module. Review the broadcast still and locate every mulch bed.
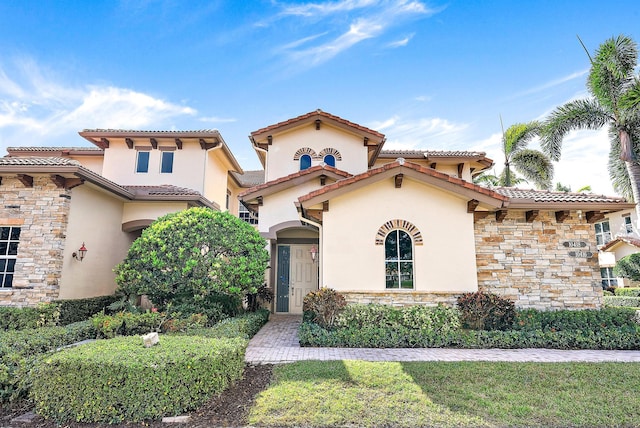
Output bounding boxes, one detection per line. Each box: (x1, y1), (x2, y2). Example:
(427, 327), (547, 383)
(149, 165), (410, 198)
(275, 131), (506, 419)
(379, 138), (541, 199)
(0, 364), (273, 427)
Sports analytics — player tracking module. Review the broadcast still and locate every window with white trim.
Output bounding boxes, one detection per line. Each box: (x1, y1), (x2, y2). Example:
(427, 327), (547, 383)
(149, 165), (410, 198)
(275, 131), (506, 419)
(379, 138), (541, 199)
(594, 220), (611, 246)
(300, 154), (311, 170)
(239, 202), (258, 225)
(384, 229), (414, 289)
(600, 267), (617, 288)
(160, 151), (174, 173)
(0, 226), (20, 288)
(136, 151), (150, 173)
(624, 215), (633, 234)
(324, 154), (335, 167)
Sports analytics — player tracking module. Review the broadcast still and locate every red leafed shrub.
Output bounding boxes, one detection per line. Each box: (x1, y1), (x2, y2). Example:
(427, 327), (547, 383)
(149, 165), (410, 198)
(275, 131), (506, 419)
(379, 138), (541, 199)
(457, 291), (515, 331)
(303, 288), (347, 329)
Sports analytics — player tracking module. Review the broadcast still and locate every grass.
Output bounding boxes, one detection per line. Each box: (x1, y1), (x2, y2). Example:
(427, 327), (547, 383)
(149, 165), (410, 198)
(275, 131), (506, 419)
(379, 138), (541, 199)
(249, 360), (640, 427)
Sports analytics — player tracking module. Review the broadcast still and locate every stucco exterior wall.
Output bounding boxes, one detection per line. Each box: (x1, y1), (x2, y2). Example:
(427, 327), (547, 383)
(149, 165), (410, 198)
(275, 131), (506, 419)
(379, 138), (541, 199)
(475, 210), (603, 309)
(204, 149), (231, 210)
(122, 202), (189, 224)
(259, 181), (323, 236)
(0, 175), (71, 306)
(59, 184), (135, 299)
(101, 143), (206, 192)
(265, 124), (369, 181)
(70, 155), (104, 175)
(321, 177), (479, 294)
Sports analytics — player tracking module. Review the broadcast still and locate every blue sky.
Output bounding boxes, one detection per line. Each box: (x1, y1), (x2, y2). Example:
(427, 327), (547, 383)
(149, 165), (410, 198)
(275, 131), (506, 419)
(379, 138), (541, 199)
(1, 0), (639, 195)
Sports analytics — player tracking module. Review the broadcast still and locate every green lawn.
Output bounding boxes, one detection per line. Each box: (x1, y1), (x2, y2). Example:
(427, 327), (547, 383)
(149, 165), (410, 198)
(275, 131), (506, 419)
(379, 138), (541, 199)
(249, 361), (640, 427)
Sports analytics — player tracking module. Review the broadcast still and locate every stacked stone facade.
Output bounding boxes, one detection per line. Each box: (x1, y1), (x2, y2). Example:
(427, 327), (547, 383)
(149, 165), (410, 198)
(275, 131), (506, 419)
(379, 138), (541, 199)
(0, 175), (71, 306)
(341, 291), (459, 307)
(474, 210), (602, 310)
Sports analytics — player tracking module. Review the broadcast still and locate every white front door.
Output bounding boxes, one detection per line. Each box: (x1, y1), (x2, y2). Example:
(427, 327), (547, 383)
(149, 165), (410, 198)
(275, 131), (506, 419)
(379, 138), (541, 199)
(289, 244), (318, 314)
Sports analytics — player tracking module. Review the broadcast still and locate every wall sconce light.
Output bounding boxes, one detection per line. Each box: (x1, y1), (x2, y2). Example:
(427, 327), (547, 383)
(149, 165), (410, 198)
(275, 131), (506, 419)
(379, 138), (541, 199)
(73, 243), (87, 262)
(309, 245), (318, 262)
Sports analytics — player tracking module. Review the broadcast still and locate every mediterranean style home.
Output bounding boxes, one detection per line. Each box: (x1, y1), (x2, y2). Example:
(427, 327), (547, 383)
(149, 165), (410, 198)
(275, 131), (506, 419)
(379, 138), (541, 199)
(597, 208), (640, 287)
(0, 110), (635, 311)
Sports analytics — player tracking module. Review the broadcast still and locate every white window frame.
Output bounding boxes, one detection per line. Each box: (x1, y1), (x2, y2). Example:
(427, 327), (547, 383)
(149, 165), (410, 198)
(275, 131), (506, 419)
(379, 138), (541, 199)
(239, 202), (258, 225)
(623, 215), (633, 234)
(384, 229), (414, 289)
(594, 220), (612, 246)
(136, 150), (150, 173)
(0, 226), (20, 289)
(160, 151), (174, 174)
(600, 267), (617, 288)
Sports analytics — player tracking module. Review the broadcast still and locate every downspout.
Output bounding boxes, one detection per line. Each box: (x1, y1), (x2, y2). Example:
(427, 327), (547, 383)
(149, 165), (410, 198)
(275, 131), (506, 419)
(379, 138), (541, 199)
(296, 202), (324, 289)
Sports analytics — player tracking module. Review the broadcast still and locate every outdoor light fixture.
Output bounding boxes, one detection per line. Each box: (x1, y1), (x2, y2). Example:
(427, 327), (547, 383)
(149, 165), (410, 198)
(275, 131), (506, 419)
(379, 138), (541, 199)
(73, 243), (87, 262)
(309, 245), (318, 262)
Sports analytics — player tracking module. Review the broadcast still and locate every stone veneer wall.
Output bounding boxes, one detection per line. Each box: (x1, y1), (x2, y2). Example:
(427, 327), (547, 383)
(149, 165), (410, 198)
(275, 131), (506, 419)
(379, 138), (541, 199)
(474, 210), (602, 310)
(0, 175), (71, 306)
(341, 291), (459, 307)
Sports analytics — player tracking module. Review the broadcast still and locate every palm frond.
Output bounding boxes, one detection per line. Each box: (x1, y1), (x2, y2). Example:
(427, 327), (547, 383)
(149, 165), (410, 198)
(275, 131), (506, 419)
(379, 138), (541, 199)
(511, 149), (554, 190)
(473, 172), (500, 188)
(503, 121), (541, 157)
(541, 98), (610, 161)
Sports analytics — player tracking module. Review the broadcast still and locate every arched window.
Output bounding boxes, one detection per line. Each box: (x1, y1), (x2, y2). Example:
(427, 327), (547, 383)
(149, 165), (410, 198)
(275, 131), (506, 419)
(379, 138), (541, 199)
(323, 154), (336, 167)
(300, 154), (312, 170)
(384, 230), (414, 289)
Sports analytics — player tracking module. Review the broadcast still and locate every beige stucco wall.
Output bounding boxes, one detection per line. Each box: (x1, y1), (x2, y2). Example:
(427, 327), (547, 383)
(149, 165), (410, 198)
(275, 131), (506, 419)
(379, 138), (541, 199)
(204, 149), (232, 210)
(475, 210), (602, 309)
(122, 201), (189, 224)
(101, 143), (207, 193)
(259, 180), (323, 236)
(59, 184), (135, 299)
(321, 177), (479, 293)
(265, 124), (369, 181)
(70, 155), (104, 175)
(605, 208), (637, 237)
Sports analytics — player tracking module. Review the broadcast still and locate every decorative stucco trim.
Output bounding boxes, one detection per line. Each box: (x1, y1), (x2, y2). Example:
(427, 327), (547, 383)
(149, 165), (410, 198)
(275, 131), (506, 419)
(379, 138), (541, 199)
(318, 148), (342, 161)
(375, 219), (423, 245)
(293, 147), (317, 160)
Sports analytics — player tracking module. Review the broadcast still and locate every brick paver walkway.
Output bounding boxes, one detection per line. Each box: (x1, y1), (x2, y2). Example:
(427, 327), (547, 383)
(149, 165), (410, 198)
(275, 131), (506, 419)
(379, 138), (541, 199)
(245, 314), (640, 364)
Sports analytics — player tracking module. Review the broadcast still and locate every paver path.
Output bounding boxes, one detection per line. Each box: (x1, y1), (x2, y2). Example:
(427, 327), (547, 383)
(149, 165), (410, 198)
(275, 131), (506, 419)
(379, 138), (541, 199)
(245, 314), (640, 364)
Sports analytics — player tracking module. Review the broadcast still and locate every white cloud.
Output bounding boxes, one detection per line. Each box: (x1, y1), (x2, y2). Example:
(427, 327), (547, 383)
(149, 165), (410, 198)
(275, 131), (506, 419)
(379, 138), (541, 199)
(414, 95), (431, 102)
(277, 0), (435, 69)
(370, 115), (469, 150)
(511, 69), (589, 100)
(0, 59), (197, 151)
(386, 33), (414, 48)
(199, 116), (237, 124)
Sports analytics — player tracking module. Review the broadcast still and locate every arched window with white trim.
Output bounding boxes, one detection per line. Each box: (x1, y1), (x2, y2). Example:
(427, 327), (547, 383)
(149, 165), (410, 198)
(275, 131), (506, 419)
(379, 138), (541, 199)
(384, 229), (414, 289)
(323, 154), (336, 167)
(300, 154), (312, 170)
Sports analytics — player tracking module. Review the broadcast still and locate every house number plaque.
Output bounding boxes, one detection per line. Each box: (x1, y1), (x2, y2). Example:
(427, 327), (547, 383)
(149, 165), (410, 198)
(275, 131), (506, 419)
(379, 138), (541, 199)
(563, 241), (587, 248)
(568, 251), (594, 258)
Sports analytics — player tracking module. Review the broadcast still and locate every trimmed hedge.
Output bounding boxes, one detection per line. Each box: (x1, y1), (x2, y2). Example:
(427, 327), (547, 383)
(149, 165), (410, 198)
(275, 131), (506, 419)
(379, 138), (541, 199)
(513, 308), (638, 331)
(614, 287), (640, 297)
(298, 321), (640, 350)
(0, 320), (96, 401)
(32, 335), (247, 424)
(54, 295), (120, 325)
(178, 309), (270, 339)
(604, 296), (640, 308)
(0, 304), (60, 331)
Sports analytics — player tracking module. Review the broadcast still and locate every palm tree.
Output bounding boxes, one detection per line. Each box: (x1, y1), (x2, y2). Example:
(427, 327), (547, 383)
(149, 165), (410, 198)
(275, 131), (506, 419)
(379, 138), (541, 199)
(474, 120), (553, 189)
(542, 35), (640, 210)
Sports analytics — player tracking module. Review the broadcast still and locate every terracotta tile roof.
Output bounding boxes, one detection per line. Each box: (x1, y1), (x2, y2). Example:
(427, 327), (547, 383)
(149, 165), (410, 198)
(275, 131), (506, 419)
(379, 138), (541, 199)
(0, 157), (82, 166)
(123, 185), (203, 197)
(494, 188), (629, 204)
(250, 109), (385, 139)
(239, 164), (353, 199)
(379, 149), (487, 158)
(600, 235), (640, 252)
(7, 146), (103, 152)
(299, 159), (508, 203)
(81, 129), (219, 134)
(231, 170), (265, 187)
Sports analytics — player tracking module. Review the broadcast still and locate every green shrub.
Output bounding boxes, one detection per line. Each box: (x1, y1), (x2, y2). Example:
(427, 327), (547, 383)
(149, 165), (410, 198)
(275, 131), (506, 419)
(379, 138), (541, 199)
(298, 322), (640, 350)
(54, 295), (120, 325)
(0, 320), (96, 402)
(603, 295), (640, 308)
(0, 303), (60, 331)
(614, 253), (640, 281)
(31, 335), (246, 424)
(180, 309), (269, 339)
(614, 287), (640, 297)
(333, 304), (460, 334)
(456, 291), (515, 330)
(514, 307), (638, 331)
(91, 311), (164, 338)
(303, 288), (347, 329)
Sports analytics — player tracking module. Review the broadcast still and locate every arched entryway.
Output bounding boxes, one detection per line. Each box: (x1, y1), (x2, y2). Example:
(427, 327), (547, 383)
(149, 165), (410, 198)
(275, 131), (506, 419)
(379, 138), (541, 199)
(272, 226), (319, 314)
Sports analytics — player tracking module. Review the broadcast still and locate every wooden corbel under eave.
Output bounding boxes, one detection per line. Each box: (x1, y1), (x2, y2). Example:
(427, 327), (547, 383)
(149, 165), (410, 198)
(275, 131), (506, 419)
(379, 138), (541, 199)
(495, 209), (508, 222)
(395, 174), (403, 188)
(17, 174), (33, 188)
(125, 138), (134, 149)
(473, 211), (490, 222)
(467, 199), (479, 213)
(150, 138), (158, 149)
(322, 201), (329, 212)
(586, 211), (604, 223)
(175, 138), (183, 150)
(555, 210), (570, 223)
(526, 210), (539, 222)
